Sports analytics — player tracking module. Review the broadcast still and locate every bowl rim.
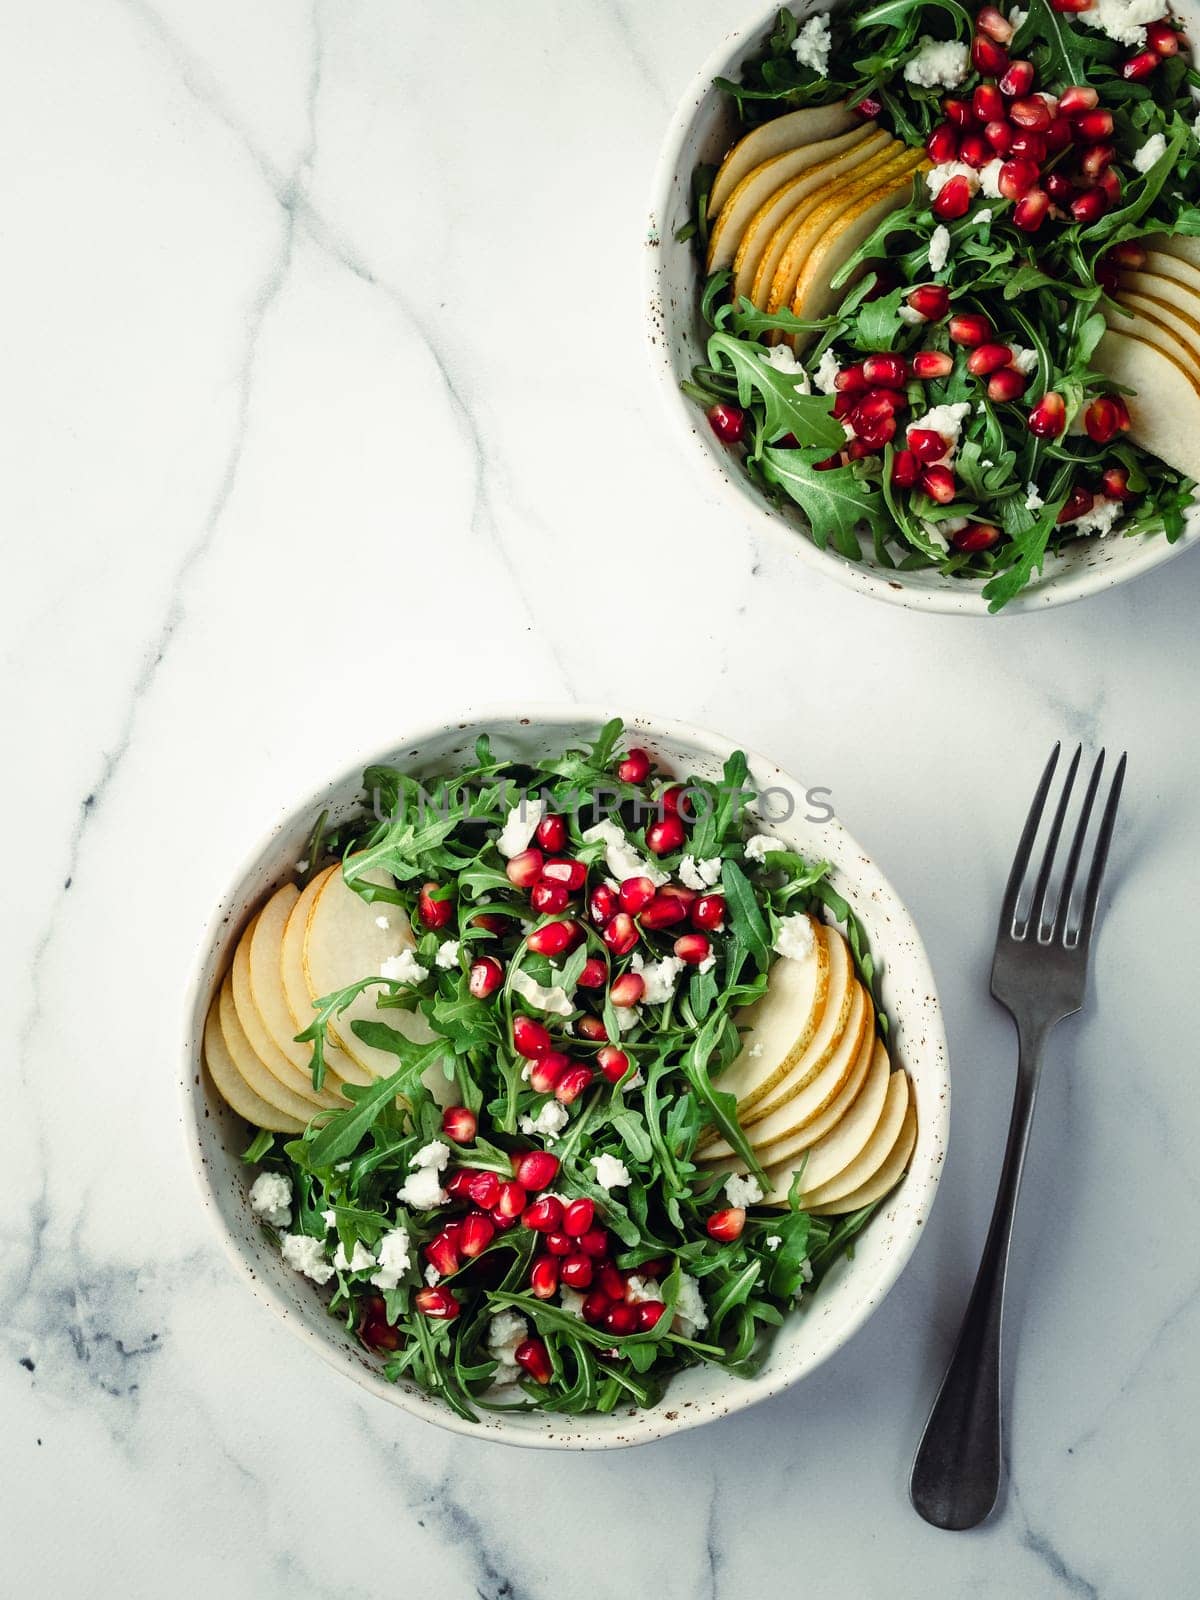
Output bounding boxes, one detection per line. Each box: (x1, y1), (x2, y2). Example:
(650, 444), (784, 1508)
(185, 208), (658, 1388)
(642, 0), (1200, 616)
(180, 703), (950, 1449)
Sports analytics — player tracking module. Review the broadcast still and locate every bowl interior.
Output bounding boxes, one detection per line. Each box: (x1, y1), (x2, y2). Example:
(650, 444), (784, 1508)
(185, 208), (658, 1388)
(644, 2), (1200, 614)
(183, 709), (948, 1448)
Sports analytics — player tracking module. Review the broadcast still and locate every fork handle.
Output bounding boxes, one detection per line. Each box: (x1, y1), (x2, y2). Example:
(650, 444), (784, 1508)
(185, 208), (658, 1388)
(909, 1021), (1048, 1530)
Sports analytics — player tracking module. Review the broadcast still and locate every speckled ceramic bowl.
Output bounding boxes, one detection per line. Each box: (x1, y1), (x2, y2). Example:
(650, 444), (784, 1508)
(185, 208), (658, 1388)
(181, 708), (949, 1448)
(644, 1), (1200, 614)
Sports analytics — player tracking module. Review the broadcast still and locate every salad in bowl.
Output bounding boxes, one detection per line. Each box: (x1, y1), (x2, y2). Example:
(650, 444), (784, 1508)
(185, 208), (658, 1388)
(185, 714), (946, 1443)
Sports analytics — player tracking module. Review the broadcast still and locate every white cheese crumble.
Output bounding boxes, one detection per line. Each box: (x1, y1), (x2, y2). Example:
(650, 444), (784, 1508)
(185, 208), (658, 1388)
(321, 1208), (337, 1231)
(766, 1235), (783, 1252)
(927, 224), (951, 274)
(396, 1140), (450, 1209)
(978, 159), (1005, 201)
(1133, 132), (1167, 174)
(294, 859), (309, 874)
(1065, 496), (1124, 538)
(510, 966), (574, 1017)
(1009, 7), (1028, 28)
(625, 1275), (665, 1304)
(374, 915), (390, 930)
(1024, 482), (1044, 512)
(248, 1171), (293, 1228)
(748, 1041), (764, 1059)
(424, 1263), (442, 1286)
(1009, 343), (1039, 375)
(412, 1140), (450, 1169)
(925, 161), (980, 200)
(790, 13), (831, 75)
(615, 1005), (640, 1031)
(591, 1153), (632, 1191)
(559, 1287), (587, 1319)
(674, 1273), (710, 1337)
(773, 913), (816, 962)
(280, 1233), (335, 1285)
(904, 36), (969, 89)
(679, 854), (723, 891)
(898, 304), (925, 325)
(921, 521), (951, 553)
(1080, 0), (1166, 48)
(379, 949), (429, 985)
(435, 939), (460, 970)
(910, 401), (972, 465)
(487, 1309), (528, 1386)
(631, 950), (686, 1004)
(581, 820), (668, 886)
(496, 798), (545, 858)
(970, 207), (995, 226)
(698, 952), (716, 975)
(333, 1239), (377, 1274)
(519, 1099), (571, 1138)
(744, 832), (782, 862)
(370, 1227), (412, 1291)
(760, 345), (809, 395)
(724, 1174), (765, 1208)
(813, 348), (842, 395)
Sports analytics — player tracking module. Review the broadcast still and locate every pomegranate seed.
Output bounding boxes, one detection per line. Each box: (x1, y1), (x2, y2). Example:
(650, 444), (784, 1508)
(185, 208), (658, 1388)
(424, 1230), (461, 1277)
(706, 402), (744, 444)
(1111, 397), (1130, 430)
(469, 956), (504, 999)
(891, 448), (920, 489)
(535, 813), (567, 853)
(1084, 396), (1125, 444)
(984, 118), (1014, 155)
(492, 1211), (517, 1233)
(908, 285), (951, 322)
(921, 465), (958, 504)
(639, 893), (689, 930)
(523, 1195), (565, 1232)
(645, 816), (685, 855)
(959, 132), (991, 169)
(1096, 258), (1119, 295)
(987, 367), (1029, 402)
(418, 882), (453, 929)
(1050, 0), (1094, 11)
(1045, 171), (1075, 201)
(998, 58), (1034, 98)
(581, 1291), (610, 1324)
(603, 912), (638, 955)
(1009, 96), (1051, 132)
(926, 122), (959, 163)
(854, 411), (897, 449)
(589, 883), (618, 926)
(358, 1295), (401, 1351)
(971, 34), (1009, 75)
(562, 1198), (595, 1237)
(555, 1064), (593, 1105)
(1028, 392), (1066, 438)
(527, 919), (576, 957)
(605, 1303), (639, 1336)
(597, 1045), (631, 1084)
(908, 428), (948, 463)
(505, 848), (543, 888)
(415, 1287), (460, 1319)
(531, 880), (569, 915)
(458, 1212), (495, 1258)
(707, 1207), (747, 1242)
(978, 5), (1014, 41)
(1073, 109), (1113, 141)
(514, 1150), (560, 1190)
(576, 1014), (608, 1041)
(659, 784), (691, 817)
(1044, 115), (1072, 154)
(528, 1050), (569, 1093)
(1080, 143), (1115, 179)
(512, 1014), (551, 1058)
(1058, 486), (1095, 524)
(617, 747), (651, 784)
(441, 1105), (477, 1143)
(1123, 49), (1159, 80)
(1058, 85), (1098, 117)
(1147, 20), (1179, 54)
(619, 876), (657, 914)
(1097, 166), (1122, 205)
(998, 158), (1039, 200)
(949, 312), (993, 346)
(545, 1231), (572, 1255)
(967, 342), (1013, 377)
(471, 912), (510, 935)
(542, 857), (587, 891)
(692, 893), (726, 931)
(1101, 466), (1132, 500)
(515, 1337), (553, 1384)
(834, 362), (869, 393)
(638, 1301), (668, 1331)
(1008, 130), (1046, 162)
(1108, 240), (1146, 270)
(952, 522), (1001, 553)
(942, 97), (976, 129)
(467, 1170), (500, 1209)
(530, 1256), (560, 1298)
(933, 174), (972, 220)
(561, 1254), (594, 1289)
(846, 438), (882, 460)
(862, 354), (909, 388)
(1070, 187), (1108, 223)
(496, 1180), (528, 1219)
(855, 92), (883, 117)
(597, 1262), (627, 1300)
(578, 1227), (609, 1257)
(853, 388), (902, 425)
(610, 972), (645, 1008)
(1013, 187), (1050, 231)
(674, 932), (711, 964)
(577, 956), (606, 989)
(911, 350), (954, 380)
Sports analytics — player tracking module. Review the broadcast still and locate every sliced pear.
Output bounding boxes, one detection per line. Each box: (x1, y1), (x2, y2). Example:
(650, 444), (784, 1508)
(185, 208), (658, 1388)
(807, 1095), (917, 1216)
(203, 995), (304, 1132)
(218, 976), (332, 1124)
(1144, 233), (1200, 274)
(1116, 284), (1200, 364)
(232, 917), (344, 1107)
(250, 883), (329, 1073)
(708, 101), (857, 220)
(1104, 304), (1200, 391)
(794, 1069), (909, 1209)
(1139, 249), (1200, 300)
(744, 978), (870, 1128)
(280, 867), (372, 1087)
(1095, 327), (1200, 480)
(758, 1030), (889, 1175)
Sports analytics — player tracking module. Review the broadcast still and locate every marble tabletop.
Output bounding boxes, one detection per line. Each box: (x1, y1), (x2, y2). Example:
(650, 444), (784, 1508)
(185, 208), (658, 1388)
(4, 2), (1198, 1594)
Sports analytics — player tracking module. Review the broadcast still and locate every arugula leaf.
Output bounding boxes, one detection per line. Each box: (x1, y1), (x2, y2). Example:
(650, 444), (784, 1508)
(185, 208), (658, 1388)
(707, 332), (845, 452)
(760, 446), (886, 559)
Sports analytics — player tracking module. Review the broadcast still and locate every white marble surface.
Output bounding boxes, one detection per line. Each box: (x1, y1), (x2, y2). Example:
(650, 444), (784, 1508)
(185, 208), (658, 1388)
(4, 2), (1199, 1593)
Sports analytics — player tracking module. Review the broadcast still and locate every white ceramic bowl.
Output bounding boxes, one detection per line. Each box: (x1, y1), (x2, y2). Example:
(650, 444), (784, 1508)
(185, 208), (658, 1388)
(182, 707), (948, 1448)
(644, 1), (1200, 614)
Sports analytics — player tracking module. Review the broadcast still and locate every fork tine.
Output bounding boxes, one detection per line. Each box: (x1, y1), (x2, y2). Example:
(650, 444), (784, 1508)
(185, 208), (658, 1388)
(999, 743), (1060, 936)
(1028, 744), (1081, 938)
(1073, 753), (1127, 950)
(1056, 749), (1105, 935)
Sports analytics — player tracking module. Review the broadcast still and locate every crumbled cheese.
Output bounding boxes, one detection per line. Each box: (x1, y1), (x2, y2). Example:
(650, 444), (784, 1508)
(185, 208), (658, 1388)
(487, 1310), (528, 1386)
(370, 1227), (412, 1290)
(909, 401), (972, 465)
(374, 915), (390, 930)
(519, 1099), (571, 1138)
(248, 1171), (293, 1228)
(615, 1005), (640, 1032)
(379, 949), (429, 985)
(411, 1140), (450, 1170)
(765, 1235), (783, 1252)
(1024, 481), (1044, 512)
(1009, 6), (1027, 27)
(970, 207), (994, 226)
(773, 913), (816, 962)
(496, 798), (544, 858)
(424, 1263), (441, 1286)
(790, 13), (831, 75)
(1065, 496), (1124, 538)
(748, 1041), (764, 1059)
(724, 1174), (765, 1208)
(927, 224), (951, 274)
(898, 304), (925, 325)
(679, 854), (723, 891)
(631, 951), (685, 1004)
(280, 1233), (335, 1285)
(435, 938), (460, 970)
(922, 521), (951, 553)
(559, 1287), (587, 1319)
(1133, 132), (1167, 174)
(1009, 343), (1039, 375)
(1080, 0), (1166, 48)
(978, 159), (1005, 201)
(591, 1153), (632, 1191)
(511, 967), (574, 1016)
(673, 1273), (710, 1337)
(925, 161), (980, 202)
(744, 832), (782, 862)
(624, 1069), (645, 1091)
(812, 348), (842, 395)
(396, 1140), (450, 1209)
(295, 859), (309, 874)
(333, 1239), (377, 1274)
(903, 36), (969, 89)
(760, 346), (810, 394)
(321, 1208), (337, 1231)
(582, 820), (668, 886)
(698, 953), (716, 975)
(625, 1275), (665, 1304)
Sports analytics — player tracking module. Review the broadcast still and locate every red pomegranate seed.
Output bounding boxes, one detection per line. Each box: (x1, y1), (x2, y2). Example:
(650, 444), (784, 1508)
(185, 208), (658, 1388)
(973, 87), (1005, 128)
(674, 932), (711, 965)
(1045, 171), (1074, 201)
(959, 132), (991, 169)
(707, 1207), (747, 1242)
(528, 1050), (569, 1093)
(997, 157), (1038, 200)
(535, 813), (567, 852)
(987, 367), (1029, 402)
(505, 848), (543, 889)
(911, 350), (954, 380)
(471, 912), (509, 936)
(891, 448), (920, 489)
(523, 1195), (565, 1232)
(1108, 240), (1147, 270)
(1058, 84), (1098, 117)
(908, 284), (951, 322)
(949, 312), (993, 346)
(1009, 96), (1051, 132)
(581, 1291), (610, 1325)
(444, 1169), (474, 1199)
(1043, 114), (1072, 154)
(933, 174), (972, 220)
(1111, 397), (1130, 430)
(846, 437), (882, 459)
(578, 1227), (609, 1257)
(692, 893), (726, 931)
(617, 747), (651, 784)
(531, 880), (569, 915)
(851, 410), (897, 448)
(512, 1014), (551, 1058)
(862, 353), (909, 388)
(458, 1212), (495, 1259)
(998, 58), (1034, 98)
(418, 882), (453, 929)
(926, 122), (960, 163)
(952, 522), (1001, 552)
(610, 972), (645, 1008)
(834, 362), (869, 393)
(1070, 187), (1108, 223)
(1147, 20), (1179, 54)
(530, 1256), (560, 1298)
(967, 342), (1013, 376)
(1057, 486), (1095, 524)
(604, 1303), (639, 1336)
(971, 34), (1009, 75)
(1050, 0), (1094, 11)
(1097, 166), (1122, 205)
(645, 816), (685, 855)
(424, 1230), (461, 1277)
(597, 1046), (631, 1084)
(942, 97), (976, 129)
(415, 1287), (460, 1319)
(706, 402), (744, 444)
(527, 919), (575, 957)
(441, 1106), (477, 1143)
(515, 1337), (553, 1384)
(545, 1231), (572, 1256)
(542, 858), (587, 891)
(980, 3), (1015, 39)
(1081, 140), (1114, 180)
(588, 883), (618, 926)
(469, 955), (504, 999)
(555, 1065), (593, 1105)
(638, 1301), (668, 1331)
(1123, 49), (1159, 80)
(856, 93), (883, 118)
(1028, 392), (1065, 438)
(561, 1254), (594, 1289)
(658, 883), (696, 915)
(853, 388), (901, 424)
(659, 785), (691, 817)
(1008, 129), (1046, 162)
(1084, 396), (1124, 444)
(515, 1150), (560, 1190)
(639, 893), (689, 930)
(562, 1197), (595, 1237)
(576, 1014), (609, 1041)
(597, 1262), (627, 1300)
(1073, 109), (1113, 141)
(603, 912), (638, 955)
(577, 956), (606, 989)
(1101, 466), (1132, 500)
(467, 1170), (500, 1208)
(984, 118), (1014, 155)
(358, 1294), (401, 1351)
(907, 428), (948, 464)
(1013, 187), (1050, 231)
(921, 465), (958, 504)
(495, 1180), (528, 1219)
(619, 876), (657, 914)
